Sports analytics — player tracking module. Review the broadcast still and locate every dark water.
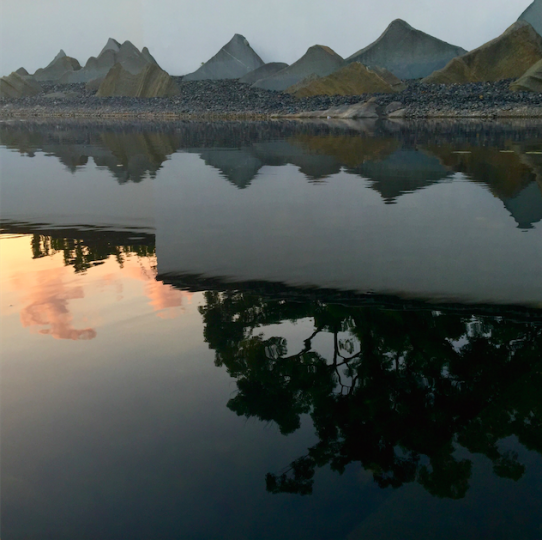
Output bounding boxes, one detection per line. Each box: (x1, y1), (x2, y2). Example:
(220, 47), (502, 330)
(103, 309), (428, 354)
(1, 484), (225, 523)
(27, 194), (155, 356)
(1, 120), (541, 539)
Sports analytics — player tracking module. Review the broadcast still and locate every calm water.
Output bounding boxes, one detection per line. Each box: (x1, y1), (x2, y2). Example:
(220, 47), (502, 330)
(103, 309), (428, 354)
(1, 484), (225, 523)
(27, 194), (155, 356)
(1, 120), (541, 539)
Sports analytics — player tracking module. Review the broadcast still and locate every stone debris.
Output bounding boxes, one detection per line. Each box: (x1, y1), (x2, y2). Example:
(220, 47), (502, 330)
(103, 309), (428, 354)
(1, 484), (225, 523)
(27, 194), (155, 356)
(346, 19), (466, 79)
(3, 72), (542, 120)
(183, 34), (264, 81)
(423, 21), (542, 84)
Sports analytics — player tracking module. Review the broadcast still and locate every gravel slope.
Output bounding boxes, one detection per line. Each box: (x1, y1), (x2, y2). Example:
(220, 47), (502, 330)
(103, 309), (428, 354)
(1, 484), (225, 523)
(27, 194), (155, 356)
(1, 78), (542, 118)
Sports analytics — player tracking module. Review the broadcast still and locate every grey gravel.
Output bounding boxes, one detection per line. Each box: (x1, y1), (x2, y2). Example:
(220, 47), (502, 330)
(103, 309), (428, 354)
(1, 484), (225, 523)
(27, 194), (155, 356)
(1, 78), (542, 118)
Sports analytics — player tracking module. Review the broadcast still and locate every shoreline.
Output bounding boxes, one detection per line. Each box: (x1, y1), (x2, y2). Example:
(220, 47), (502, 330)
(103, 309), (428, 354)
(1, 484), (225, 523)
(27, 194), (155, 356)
(3, 104), (542, 121)
(2, 78), (542, 121)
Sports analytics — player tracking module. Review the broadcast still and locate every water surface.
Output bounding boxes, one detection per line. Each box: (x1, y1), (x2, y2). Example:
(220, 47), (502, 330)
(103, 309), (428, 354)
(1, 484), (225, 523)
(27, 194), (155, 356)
(1, 120), (541, 539)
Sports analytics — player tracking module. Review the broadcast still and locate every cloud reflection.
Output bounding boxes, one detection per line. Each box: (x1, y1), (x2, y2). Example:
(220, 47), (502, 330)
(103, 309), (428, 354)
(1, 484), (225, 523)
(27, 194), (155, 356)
(17, 267), (97, 341)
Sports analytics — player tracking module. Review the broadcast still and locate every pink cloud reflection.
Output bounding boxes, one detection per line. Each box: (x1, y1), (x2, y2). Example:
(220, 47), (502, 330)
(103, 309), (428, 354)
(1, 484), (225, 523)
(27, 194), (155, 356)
(18, 268), (97, 341)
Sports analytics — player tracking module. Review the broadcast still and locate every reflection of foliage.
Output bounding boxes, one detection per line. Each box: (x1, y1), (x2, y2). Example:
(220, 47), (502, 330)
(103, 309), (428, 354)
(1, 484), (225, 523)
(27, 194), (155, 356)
(199, 291), (542, 499)
(31, 234), (156, 274)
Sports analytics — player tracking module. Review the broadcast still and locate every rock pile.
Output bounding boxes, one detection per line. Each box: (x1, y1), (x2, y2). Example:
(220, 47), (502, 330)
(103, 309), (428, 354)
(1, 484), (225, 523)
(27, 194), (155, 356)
(253, 45), (345, 91)
(423, 21), (542, 84)
(96, 63), (180, 98)
(346, 19), (466, 79)
(0, 71), (42, 98)
(286, 62), (406, 97)
(183, 34), (264, 80)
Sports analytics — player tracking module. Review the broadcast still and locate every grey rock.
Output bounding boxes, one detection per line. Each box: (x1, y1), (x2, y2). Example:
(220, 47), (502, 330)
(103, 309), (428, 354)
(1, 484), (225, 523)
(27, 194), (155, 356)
(43, 91), (79, 99)
(253, 45), (345, 91)
(239, 62), (289, 84)
(385, 101), (404, 115)
(184, 34), (264, 81)
(347, 19), (467, 79)
(519, 0), (542, 37)
(388, 108), (406, 118)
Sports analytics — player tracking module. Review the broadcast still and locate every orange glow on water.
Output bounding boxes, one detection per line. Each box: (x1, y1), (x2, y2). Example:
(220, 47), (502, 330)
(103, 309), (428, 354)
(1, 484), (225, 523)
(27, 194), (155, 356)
(0, 234), (190, 341)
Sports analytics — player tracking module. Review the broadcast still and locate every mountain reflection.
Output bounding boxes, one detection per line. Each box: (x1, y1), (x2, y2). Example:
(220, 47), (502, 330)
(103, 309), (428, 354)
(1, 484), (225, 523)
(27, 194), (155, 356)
(1, 120), (541, 228)
(198, 289), (542, 499)
(0, 124), (181, 182)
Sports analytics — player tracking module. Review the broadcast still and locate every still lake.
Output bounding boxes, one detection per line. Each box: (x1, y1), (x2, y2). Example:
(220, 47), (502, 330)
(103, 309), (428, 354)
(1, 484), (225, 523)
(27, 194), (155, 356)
(1, 120), (541, 539)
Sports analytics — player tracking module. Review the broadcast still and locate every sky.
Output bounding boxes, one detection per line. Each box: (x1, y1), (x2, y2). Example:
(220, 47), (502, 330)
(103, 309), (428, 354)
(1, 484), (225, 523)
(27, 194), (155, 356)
(0, 0), (534, 76)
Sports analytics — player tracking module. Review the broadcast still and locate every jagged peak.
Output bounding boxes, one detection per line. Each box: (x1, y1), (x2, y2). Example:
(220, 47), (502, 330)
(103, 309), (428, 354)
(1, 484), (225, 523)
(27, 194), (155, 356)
(44, 50), (67, 69)
(224, 34), (258, 51)
(99, 38), (121, 56)
(230, 33), (249, 42)
(119, 40), (141, 55)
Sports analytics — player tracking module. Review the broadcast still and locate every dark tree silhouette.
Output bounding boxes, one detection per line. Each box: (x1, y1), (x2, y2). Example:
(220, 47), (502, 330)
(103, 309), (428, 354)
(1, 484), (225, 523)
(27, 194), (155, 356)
(199, 291), (542, 499)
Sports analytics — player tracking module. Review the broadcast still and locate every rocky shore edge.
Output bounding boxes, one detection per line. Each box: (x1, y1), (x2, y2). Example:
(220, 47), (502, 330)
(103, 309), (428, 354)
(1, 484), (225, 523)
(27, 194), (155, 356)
(2, 79), (542, 120)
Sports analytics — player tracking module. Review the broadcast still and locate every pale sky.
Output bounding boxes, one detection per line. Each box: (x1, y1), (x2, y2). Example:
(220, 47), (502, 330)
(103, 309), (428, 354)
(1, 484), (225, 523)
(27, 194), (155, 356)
(0, 0), (534, 76)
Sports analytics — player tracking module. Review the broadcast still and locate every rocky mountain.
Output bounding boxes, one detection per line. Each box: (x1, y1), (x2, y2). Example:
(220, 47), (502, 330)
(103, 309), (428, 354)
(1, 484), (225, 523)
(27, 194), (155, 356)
(252, 45), (344, 91)
(511, 58), (542, 91)
(70, 39), (159, 84)
(96, 63), (180, 98)
(346, 19), (466, 79)
(0, 71), (42, 98)
(239, 62), (289, 84)
(33, 50), (81, 82)
(286, 62), (406, 97)
(183, 34), (264, 81)
(423, 21), (542, 84)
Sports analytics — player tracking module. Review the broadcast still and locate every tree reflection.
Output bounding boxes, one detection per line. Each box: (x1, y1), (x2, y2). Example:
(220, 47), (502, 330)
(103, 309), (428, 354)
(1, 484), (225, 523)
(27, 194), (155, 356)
(199, 291), (542, 499)
(30, 234), (155, 273)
